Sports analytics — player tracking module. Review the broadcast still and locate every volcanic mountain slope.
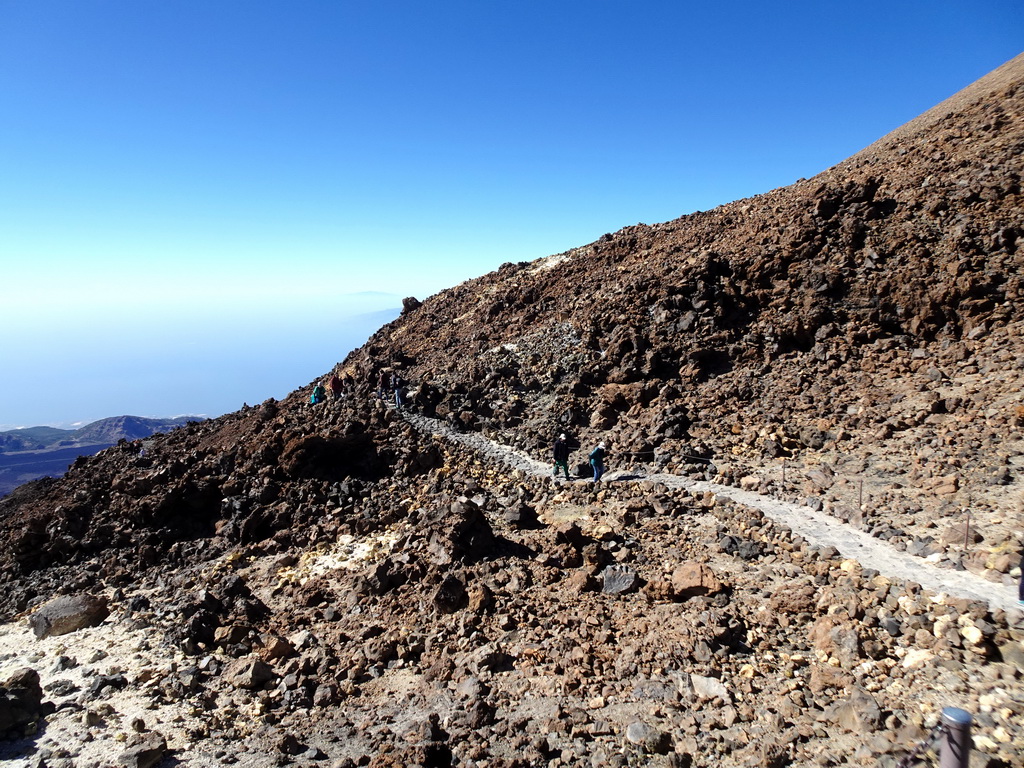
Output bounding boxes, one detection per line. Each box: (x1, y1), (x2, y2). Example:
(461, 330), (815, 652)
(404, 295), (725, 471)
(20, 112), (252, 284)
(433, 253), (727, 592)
(0, 56), (1023, 768)
(363, 52), (1024, 564)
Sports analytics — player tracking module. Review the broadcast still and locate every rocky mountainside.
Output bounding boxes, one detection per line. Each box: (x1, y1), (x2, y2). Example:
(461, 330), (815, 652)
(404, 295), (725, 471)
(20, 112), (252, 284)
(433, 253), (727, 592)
(0, 55), (1023, 768)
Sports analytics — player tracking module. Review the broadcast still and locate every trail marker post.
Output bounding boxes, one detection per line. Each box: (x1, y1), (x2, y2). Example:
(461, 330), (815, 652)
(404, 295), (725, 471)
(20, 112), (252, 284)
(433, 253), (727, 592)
(940, 707), (972, 768)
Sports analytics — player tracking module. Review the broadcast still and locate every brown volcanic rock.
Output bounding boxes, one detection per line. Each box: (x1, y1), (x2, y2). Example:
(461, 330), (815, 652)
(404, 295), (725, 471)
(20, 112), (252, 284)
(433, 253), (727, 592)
(670, 561), (724, 600)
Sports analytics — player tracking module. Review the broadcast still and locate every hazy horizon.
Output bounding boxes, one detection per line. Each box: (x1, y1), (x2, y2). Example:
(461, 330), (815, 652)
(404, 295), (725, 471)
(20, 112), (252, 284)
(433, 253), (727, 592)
(0, 294), (400, 430)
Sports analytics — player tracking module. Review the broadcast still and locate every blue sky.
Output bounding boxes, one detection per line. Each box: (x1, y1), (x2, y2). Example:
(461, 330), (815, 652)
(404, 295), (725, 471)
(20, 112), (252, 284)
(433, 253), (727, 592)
(1, 1), (1021, 428)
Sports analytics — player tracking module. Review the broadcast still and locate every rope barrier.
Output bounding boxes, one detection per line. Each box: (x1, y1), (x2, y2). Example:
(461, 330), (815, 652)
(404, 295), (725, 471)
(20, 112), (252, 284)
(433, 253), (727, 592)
(594, 449), (714, 464)
(895, 721), (946, 768)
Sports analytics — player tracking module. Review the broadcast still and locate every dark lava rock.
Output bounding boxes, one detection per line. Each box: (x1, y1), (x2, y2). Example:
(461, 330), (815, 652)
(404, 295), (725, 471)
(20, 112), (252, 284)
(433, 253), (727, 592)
(0, 668), (43, 738)
(29, 594), (110, 639)
(602, 564), (640, 594)
(425, 500), (496, 564)
(117, 731), (167, 768)
(433, 575), (468, 613)
(719, 535), (763, 561)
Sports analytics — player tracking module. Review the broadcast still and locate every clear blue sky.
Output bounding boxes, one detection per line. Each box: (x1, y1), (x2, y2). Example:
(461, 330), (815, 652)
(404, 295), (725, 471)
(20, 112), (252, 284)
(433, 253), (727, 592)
(1, 1), (1020, 428)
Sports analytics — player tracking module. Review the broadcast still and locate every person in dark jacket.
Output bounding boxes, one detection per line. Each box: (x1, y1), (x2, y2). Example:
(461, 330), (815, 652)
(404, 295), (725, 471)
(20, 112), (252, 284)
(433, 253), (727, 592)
(552, 434), (571, 481)
(1019, 550), (1024, 606)
(391, 373), (404, 408)
(589, 442), (608, 482)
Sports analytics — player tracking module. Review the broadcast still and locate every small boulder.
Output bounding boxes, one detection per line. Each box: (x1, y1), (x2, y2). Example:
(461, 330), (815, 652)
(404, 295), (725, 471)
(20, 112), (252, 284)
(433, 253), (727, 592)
(225, 658), (275, 690)
(503, 502), (539, 529)
(117, 731), (167, 768)
(670, 562), (724, 600)
(0, 668), (43, 737)
(739, 475), (761, 491)
(624, 721), (671, 754)
(828, 687), (881, 733)
(690, 673), (730, 701)
(425, 500), (495, 564)
(602, 564), (640, 594)
(809, 615), (861, 669)
(29, 594), (110, 639)
(433, 575), (468, 613)
(805, 466), (835, 492)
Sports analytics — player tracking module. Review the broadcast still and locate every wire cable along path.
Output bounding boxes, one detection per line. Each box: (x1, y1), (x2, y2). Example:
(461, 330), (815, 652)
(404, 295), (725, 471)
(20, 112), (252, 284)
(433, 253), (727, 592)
(399, 408), (1018, 615)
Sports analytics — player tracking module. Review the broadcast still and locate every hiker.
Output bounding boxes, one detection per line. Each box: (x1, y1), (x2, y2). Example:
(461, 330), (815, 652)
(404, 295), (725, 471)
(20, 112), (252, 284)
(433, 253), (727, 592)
(328, 373), (344, 402)
(1019, 550), (1024, 607)
(391, 372), (404, 408)
(589, 441), (608, 482)
(377, 370), (389, 400)
(311, 382), (327, 405)
(552, 433), (571, 481)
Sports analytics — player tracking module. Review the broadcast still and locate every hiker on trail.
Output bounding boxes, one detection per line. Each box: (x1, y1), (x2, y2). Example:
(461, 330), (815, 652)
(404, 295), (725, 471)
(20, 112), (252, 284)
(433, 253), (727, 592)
(377, 370), (389, 400)
(391, 372), (404, 408)
(311, 382), (327, 405)
(328, 373), (344, 402)
(589, 442), (608, 482)
(1019, 549), (1024, 607)
(552, 433), (571, 481)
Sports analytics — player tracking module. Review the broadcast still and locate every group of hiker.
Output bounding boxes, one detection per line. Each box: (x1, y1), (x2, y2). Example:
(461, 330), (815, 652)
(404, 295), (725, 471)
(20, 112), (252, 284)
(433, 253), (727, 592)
(376, 370), (405, 408)
(311, 367), (612, 483)
(311, 372), (354, 405)
(311, 367), (416, 410)
(553, 433), (608, 483)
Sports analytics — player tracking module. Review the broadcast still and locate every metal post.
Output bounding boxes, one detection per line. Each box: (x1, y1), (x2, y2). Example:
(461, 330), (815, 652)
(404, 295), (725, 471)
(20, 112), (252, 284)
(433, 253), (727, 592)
(963, 512), (971, 550)
(858, 479), (864, 509)
(940, 707), (972, 768)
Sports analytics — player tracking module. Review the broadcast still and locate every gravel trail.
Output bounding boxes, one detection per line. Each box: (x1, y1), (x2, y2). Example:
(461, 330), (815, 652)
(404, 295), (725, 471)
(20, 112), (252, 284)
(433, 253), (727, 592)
(402, 409), (1018, 614)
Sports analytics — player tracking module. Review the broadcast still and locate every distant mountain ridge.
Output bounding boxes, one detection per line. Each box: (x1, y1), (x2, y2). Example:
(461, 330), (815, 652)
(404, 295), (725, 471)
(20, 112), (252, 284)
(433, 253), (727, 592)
(0, 415), (203, 498)
(0, 415), (202, 453)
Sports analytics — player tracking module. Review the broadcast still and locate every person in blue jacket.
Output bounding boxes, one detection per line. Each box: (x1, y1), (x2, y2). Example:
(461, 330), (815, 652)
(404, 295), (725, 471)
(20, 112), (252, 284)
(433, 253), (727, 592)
(589, 442), (608, 482)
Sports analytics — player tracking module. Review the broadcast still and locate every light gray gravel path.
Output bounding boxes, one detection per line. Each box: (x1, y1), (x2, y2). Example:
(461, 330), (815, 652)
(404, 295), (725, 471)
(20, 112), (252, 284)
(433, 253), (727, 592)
(402, 409), (1019, 615)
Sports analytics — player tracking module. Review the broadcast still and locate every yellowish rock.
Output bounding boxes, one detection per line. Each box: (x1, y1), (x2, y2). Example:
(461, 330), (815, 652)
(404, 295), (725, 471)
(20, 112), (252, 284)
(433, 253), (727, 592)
(901, 648), (934, 669)
(973, 734), (998, 751)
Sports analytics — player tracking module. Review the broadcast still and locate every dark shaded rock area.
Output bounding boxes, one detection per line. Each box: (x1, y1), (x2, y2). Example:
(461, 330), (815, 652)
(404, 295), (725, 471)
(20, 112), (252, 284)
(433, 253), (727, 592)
(0, 668), (43, 740)
(0, 54), (1023, 768)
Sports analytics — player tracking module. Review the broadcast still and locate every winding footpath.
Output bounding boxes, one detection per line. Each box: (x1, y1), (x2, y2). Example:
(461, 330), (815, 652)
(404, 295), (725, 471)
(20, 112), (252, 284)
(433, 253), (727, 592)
(401, 409), (1019, 615)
